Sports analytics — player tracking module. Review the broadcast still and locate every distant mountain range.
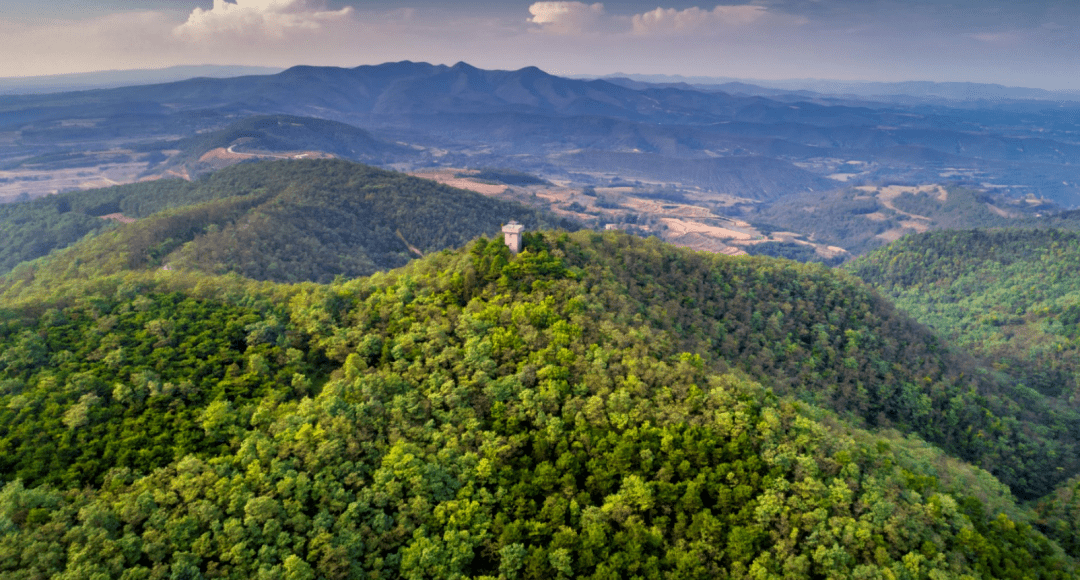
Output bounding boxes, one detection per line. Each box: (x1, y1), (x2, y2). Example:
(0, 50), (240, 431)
(3, 60), (1080, 207)
(0, 65), (284, 95)
(594, 72), (1080, 104)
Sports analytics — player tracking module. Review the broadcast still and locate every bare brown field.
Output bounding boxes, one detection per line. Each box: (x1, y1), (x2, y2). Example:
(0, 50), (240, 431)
(876, 230), (908, 243)
(660, 217), (754, 240)
(0, 161), (149, 201)
(899, 219), (931, 233)
(199, 147), (333, 166)
(622, 197), (716, 219)
(162, 167), (191, 180)
(735, 231), (850, 261)
(594, 187), (635, 196)
(858, 184), (946, 223)
(666, 231), (747, 256)
(408, 169), (509, 196)
(199, 147), (250, 163)
(986, 203), (1017, 218)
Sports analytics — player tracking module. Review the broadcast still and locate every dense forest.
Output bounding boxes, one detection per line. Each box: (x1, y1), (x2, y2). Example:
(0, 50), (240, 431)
(0, 178), (198, 274)
(0, 160), (576, 286)
(2, 227), (1079, 577)
(849, 228), (1080, 556)
(741, 241), (847, 266)
(848, 229), (1080, 404)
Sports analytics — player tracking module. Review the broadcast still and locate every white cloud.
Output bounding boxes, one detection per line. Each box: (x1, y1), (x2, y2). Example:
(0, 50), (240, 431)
(0, 12), (183, 77)
(528, 2), (606, 34)
(173, 0), (353, 41)
(0, 6), (522, 78)
(525, 4), (792, 37)
(631, 5), (768, 35)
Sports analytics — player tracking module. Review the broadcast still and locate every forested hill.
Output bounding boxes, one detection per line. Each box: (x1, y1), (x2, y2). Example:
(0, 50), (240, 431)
(1, 230), (1078, 577)
(0, 159), (575, 287)
(848, 228), (1080, 401)
(848, 228), (1080, 553)
(163, 114), (415, 174)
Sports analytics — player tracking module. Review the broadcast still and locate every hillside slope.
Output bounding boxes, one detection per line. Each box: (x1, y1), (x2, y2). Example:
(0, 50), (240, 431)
(848, 229), (1080, 401)
(848, 228), (1080, 552)
(0, 230), (1075, 577)
(0, 178), (199, 274)
(5, 228), (1080, 501)
(0, 159), (575, 286)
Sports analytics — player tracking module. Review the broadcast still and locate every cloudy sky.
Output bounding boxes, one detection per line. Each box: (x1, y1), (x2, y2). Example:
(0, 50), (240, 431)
(2, 0), (1078, 89)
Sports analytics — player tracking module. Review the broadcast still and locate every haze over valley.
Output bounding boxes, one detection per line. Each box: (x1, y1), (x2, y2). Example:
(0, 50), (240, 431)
(5, 61), (1080, 260)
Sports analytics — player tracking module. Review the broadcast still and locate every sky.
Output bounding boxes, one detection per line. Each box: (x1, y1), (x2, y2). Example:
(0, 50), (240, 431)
(1, 0), (1079, 90)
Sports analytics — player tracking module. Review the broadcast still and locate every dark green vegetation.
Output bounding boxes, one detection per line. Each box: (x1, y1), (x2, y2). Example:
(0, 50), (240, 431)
(1, 229), (1078, 577)
(0, 178), (214, 274)
(459, 168), (550, 187)
(741, 240), (846, 266)
(849, 228), (1080, 555)
(849, 229), (1080, 403)
(0, 292), (318, 488)
(1035, 476), (1080, 559)
(0, 159), (574, 285)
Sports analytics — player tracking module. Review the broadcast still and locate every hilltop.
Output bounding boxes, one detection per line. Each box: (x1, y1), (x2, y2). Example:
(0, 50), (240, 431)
(159, 114), (416, 177)
(1, 229), (1079, 577)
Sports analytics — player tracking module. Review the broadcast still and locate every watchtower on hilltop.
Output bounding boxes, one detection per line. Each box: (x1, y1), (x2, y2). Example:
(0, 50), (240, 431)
(502, 221), (525, 253)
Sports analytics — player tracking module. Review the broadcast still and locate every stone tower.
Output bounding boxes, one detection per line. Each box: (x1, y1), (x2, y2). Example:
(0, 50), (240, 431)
(502, 221), (524, 253)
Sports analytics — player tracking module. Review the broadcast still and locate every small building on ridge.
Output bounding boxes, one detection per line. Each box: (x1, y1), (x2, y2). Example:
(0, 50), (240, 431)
(502, 221), (525, 253)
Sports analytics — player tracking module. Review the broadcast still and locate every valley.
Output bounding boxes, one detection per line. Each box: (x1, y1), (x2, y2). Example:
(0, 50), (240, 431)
(412, 165), (1066, 262)
(0, 147), (155, 202)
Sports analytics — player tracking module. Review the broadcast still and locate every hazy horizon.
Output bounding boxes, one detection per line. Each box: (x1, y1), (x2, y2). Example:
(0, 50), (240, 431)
(3, 62), (1078, 101)
(1, 1), (1079, 91)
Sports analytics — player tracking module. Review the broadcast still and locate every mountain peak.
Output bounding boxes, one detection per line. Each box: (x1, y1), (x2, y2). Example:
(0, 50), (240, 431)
(513, 65), (550, 80)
